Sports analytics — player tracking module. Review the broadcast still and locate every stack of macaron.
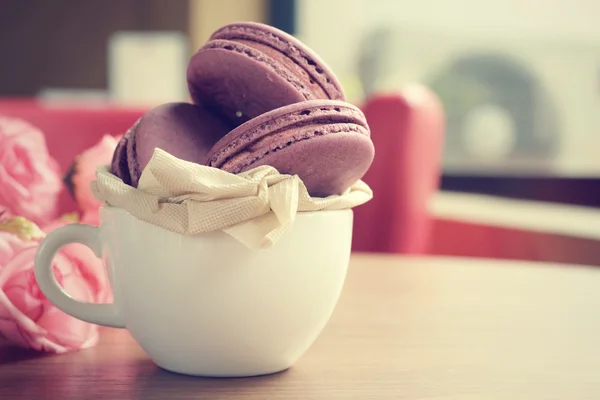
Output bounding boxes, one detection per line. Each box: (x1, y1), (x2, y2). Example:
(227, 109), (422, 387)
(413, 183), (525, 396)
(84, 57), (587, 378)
(111, 22), (375, 198)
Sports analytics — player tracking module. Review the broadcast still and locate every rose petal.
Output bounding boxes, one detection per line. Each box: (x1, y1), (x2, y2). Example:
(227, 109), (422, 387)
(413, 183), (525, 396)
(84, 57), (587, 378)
(72, 134), (118, 214)
(0, 242), (108, 353)
(0, 116), (62, 224)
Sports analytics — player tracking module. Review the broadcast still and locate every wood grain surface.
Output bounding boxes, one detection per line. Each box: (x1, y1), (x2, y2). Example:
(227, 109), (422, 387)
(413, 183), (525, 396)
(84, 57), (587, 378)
(2, 254), (600, 399)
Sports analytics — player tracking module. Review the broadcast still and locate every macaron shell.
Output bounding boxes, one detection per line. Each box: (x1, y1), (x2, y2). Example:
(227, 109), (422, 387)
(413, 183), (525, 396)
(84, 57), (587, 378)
(110, 133), (131, 185)
(127, 102), (232, 187)
(209, 22), (344, 100)
(126, 120), (142, 187)
(110, 120), (137, 185)
(234, 39), (328, 99)
(240, 131), (374, 197)
(187, 22), (345, 126)
(187, 41), (309, 125)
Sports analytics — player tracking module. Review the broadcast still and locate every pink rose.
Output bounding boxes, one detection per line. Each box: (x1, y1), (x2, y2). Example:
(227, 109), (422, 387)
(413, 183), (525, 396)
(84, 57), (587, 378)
(42, 213), (81, 233)
(0, 216), (44, 267)
(0, 116), (62, 225)
(0, 209), (11, 256)
(66, 134), (119, 215)
(0, 231), (28, 267)
(0, 218), (111, 353)
(42, 218), (111, 303)
(80, 210), (100, 227)
(0, 206), (11, 222)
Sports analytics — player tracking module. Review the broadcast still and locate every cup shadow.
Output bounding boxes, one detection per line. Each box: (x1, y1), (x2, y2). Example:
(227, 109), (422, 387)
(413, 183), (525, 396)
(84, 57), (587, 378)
(132, 359), (291, 399)
(0, 344), (53, 364)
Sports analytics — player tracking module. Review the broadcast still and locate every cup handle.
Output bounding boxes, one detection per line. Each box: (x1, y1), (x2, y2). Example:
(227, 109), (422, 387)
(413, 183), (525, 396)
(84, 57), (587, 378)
(34, 224), (125, 328)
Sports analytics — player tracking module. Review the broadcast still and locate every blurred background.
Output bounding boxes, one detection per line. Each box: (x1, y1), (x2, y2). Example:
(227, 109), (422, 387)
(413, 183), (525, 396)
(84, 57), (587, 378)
(2, 0), (599, 263)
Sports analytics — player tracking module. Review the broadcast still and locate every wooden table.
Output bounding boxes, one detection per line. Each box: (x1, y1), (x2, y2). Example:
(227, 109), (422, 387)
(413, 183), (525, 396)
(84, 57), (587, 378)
(2, 254), (600, 399)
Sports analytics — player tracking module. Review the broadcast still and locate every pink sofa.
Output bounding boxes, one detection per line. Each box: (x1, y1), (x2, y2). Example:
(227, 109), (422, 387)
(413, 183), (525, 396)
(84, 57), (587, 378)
(0, 98), (145, 214)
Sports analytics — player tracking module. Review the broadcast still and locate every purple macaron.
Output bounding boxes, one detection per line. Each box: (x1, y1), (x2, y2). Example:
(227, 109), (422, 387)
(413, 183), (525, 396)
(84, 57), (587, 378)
(110, 120), (139, 186)
(206, 100), (375, 197)
(187, 22), (345, 126)
(110, 102), (232, 187)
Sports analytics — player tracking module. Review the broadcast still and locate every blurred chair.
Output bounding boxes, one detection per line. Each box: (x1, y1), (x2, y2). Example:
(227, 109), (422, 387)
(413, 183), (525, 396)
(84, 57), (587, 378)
(0, 98), (145, 214)
(352, 86), (445, 253)
(429, 191), (600, 266)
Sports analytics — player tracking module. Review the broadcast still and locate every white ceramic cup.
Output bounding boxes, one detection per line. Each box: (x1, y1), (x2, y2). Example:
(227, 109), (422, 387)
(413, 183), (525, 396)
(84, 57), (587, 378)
(34, 206), (352, 377)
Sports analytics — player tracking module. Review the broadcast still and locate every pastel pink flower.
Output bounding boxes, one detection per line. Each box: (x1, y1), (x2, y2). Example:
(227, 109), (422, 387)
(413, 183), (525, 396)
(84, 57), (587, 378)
(0, 116), (62, 225)
(68, 134), (119, 215)
(0, 231), (28, 268)
(42, 218), (111, 303)
(80, 210), (100, 227)
(0, 206), (11, 222)
(0, 220), (111, 353)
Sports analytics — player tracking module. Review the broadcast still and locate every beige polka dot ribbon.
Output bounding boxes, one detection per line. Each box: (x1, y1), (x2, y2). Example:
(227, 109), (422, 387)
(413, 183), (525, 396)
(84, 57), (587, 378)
(91, 148), (372, 249)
